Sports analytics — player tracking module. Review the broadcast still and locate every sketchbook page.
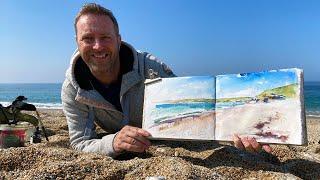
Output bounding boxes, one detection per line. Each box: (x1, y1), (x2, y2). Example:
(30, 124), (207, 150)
(142, 76), (216, 140)
(215, 68), (306, 145)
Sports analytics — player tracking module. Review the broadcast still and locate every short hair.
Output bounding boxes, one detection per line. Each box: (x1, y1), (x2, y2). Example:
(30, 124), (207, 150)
(74, 3), (119, 35)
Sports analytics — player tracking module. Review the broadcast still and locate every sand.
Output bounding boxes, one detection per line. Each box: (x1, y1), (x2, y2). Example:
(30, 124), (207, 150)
(216, 99), (304, 144)
(1, 109), (320, 179)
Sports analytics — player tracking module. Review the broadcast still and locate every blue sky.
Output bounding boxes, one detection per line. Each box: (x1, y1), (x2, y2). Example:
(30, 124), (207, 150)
(1, 0), (319, 83)
(145, 76), (215, 102)
(216, 68), (299, 98)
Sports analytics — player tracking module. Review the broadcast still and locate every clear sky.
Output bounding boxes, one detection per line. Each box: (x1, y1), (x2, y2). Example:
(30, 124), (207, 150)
(216, 69), (299, 98)
(1, 0), (319, 83)
(146, 76), (215, 102)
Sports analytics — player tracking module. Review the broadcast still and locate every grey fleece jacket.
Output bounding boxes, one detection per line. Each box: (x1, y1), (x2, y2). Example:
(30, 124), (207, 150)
(61, 41), (175, 157)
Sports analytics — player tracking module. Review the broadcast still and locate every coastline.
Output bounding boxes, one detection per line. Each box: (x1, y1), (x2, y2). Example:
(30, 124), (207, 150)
(1, 109), (320, 179)
(307, 116), (320, 120)
(307, 115), (320, 119)
(146, 111), (215, 140)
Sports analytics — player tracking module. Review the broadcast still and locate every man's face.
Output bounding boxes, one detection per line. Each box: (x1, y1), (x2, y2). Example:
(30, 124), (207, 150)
(76, 14), (121, 76)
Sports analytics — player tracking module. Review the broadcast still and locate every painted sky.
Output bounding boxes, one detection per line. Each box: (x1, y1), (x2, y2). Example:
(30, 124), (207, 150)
(216, 68), (300, 98)
(1, 0), (319, 83)
(145, 76), (215, 103)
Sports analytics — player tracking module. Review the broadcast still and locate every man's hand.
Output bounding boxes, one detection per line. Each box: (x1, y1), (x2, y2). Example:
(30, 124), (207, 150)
(113, 125), (151, 153)
(233, 134), (272, 153)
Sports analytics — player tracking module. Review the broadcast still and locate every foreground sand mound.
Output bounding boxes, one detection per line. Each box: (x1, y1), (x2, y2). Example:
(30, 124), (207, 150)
(1, 110), (320, 179)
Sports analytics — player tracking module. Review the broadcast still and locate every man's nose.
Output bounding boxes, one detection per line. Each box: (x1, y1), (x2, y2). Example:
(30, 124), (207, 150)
(92, 39), (104, 50)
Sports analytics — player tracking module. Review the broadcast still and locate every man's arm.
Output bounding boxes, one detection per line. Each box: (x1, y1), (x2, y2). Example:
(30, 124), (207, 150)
(61, 80), (119, 157)
(143, 53), (176, 79)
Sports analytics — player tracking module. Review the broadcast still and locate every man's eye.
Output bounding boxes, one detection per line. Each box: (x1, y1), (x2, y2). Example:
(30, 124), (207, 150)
(82, 37), (94, 43)
(101, 36), (112, 41)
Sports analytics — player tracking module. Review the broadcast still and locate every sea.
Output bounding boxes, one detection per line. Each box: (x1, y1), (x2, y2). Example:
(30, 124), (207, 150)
(152, 102), (215, 123)
(0, 83), (62, 109)
(0, 82), (319, 117)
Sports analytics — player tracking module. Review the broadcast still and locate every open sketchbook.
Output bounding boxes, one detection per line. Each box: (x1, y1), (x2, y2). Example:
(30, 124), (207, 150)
(142, 68), (307, 145)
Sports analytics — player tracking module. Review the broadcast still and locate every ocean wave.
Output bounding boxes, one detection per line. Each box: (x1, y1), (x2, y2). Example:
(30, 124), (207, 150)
(1, 100), (319, 114)
(0, 101), (62, 109)
(307, 115), (320, 118)
(0, 101), (11, 107)
(306, 110), (320, 116)
(306, 111), (320, 118)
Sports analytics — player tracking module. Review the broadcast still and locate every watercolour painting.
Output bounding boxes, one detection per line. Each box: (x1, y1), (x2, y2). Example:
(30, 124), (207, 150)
(143, 76), (216, 140)
(142, 68), (306, 145)
(215, 68), (306, 145)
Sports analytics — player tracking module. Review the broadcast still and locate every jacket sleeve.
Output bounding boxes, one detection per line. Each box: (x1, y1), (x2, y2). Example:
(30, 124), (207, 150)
(143, 53), (177, 79)
(61, 79), (119, 158)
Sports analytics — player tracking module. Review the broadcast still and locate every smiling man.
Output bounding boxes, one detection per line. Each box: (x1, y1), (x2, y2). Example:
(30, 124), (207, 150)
(62, 3), (175, 157)
(76, 12), (121, 86)
(62, 3), (271, 158)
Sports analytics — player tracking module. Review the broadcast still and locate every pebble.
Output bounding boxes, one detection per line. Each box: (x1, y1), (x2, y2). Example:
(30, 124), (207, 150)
(156, 148), (166, 153)
(145, 176), (166, 180)
(174, 151), (179, 157)
(1, 109), (320, 179)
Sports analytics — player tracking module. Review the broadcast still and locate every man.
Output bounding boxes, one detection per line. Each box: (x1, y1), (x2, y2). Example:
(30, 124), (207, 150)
(62, 3), (271, 158)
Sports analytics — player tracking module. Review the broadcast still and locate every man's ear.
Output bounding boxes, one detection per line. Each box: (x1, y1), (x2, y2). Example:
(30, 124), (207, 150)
(117, 34), (121, 48)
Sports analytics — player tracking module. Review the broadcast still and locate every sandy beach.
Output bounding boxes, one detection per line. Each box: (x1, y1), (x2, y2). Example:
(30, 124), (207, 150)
(1, 109), (320, 179)
(146, 111), (215, 140)
(216, 99), (305, 144)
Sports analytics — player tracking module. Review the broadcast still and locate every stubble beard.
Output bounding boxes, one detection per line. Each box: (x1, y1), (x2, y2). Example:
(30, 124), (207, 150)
(88, 49), (120, 83)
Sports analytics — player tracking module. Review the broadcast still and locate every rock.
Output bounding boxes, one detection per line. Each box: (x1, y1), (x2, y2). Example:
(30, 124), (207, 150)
(145, 176), (166, 180)
(174, 151), (179, 157)
(313, 146), (320, 154)
(156, 148), (166, 153)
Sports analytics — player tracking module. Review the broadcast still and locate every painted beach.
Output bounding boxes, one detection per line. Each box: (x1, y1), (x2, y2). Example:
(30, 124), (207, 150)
(146, 101), (215, 140)
(215, 68), (305, 144)
(143, 76), (216, 140)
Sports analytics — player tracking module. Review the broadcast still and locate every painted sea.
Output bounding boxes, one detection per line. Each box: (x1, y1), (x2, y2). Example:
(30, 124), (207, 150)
(0, 81), (319, 117)
(143, 76), (216, 139)
(150, 101), (215, 124)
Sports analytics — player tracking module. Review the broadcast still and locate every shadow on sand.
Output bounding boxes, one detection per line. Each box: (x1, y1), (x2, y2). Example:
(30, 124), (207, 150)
(114, 140), (320, 179)
(179, 145), (320, 179)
